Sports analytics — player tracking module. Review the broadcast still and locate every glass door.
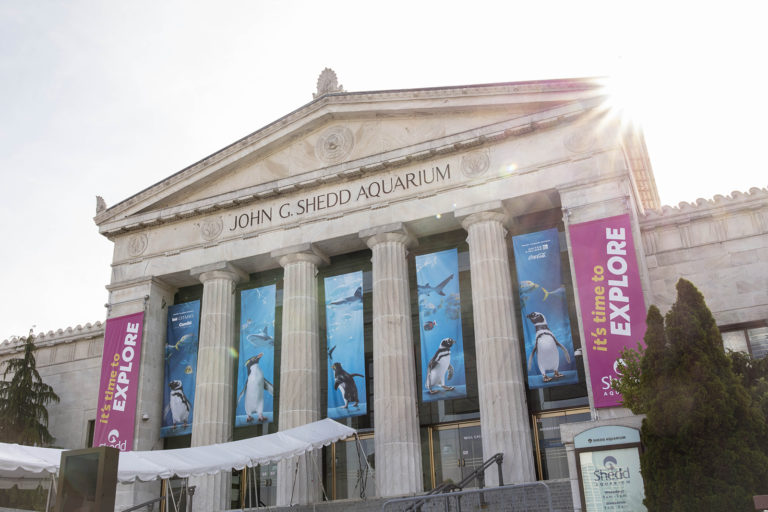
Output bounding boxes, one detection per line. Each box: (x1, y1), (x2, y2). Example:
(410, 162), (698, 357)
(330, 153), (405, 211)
(429, 421), (483, 489)
(532, 407), (591, 480)
(234, 462), (277, 508)
(326, 433), (375, 501)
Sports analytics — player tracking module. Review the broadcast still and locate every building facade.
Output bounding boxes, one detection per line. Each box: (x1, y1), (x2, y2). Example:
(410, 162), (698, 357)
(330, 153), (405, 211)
(2, 73), (767, 511)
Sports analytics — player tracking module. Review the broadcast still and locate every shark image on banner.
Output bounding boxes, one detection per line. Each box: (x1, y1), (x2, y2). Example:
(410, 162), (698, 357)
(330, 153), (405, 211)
(416, 249), (467, 402)
(236, 285), (277, 426)
(325, 271), (367, 419)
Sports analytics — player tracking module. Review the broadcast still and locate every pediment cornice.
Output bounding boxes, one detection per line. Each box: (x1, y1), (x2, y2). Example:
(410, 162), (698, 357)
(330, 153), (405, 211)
(96, 95), (606, 238)
(94, 79), (604, 231)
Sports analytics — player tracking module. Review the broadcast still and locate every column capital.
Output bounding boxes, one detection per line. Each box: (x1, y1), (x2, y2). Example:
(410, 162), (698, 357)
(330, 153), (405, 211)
(271, 243), (329, 268)
(190, 261), (248, 284)
(557, 180), (632, 224)
(360, 222), (417, 249)
(455, 201), (509, 230)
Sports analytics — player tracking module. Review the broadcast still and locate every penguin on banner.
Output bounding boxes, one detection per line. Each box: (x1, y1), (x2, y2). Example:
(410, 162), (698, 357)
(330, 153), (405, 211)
(238, 353), (274, 422)
(526, 311), (571, 382)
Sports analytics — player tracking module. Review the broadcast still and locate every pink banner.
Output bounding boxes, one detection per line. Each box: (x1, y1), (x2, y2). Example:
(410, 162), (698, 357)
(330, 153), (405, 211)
(93, 312), (144, 451)
(569, 214), (646, 408)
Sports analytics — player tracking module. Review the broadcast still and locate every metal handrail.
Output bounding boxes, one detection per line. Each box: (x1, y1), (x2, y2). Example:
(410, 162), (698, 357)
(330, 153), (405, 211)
(122, 496), (163, 512)
(454, 452), (504, 490)
(383, 481), (553, 512)
(402, 453), (503, 511)
(122, 485), (195, 512)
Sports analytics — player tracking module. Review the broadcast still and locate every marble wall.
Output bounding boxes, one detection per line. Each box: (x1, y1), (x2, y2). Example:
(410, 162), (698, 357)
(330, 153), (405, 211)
(640, 187), (768, 326)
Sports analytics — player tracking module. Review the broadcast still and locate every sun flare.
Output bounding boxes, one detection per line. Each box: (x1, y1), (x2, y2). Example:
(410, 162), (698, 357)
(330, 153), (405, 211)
(596, 70), (662, 132)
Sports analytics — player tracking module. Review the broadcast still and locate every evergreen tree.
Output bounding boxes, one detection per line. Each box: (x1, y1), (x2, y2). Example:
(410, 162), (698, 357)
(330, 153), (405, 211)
(614, 279), (768, 511)
(729, 350), (768, 422)
(0, 331), (60, 446)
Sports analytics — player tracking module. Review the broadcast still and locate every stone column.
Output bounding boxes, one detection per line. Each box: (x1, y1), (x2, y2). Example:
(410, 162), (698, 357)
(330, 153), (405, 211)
(457, 204), (536, 486)
(189, 262), (247, 512)
(360, 223), (423, 497)
(272, 244), (328, 506)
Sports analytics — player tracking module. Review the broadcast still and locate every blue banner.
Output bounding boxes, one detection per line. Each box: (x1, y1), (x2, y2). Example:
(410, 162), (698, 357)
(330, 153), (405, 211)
(416, 249), (467, 402)
(236, 285), (277, 426)
(512, 228), (577, 389)
(325, 272), (367, 419)
(162, 301), (200, 437)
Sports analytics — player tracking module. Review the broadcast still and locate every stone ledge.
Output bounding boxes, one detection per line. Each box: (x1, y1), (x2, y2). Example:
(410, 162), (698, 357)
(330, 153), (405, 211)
(641, 187), (768, 224)
(1, 321), (105, 353)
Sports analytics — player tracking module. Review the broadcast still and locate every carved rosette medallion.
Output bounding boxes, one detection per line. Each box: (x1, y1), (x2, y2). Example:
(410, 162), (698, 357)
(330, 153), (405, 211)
(461, 150), (490, 178)
(315, 126), (354, 164)
(127, 233), (148, 257)
(200, 217), (224, 241)
(564, 130), (597, 153)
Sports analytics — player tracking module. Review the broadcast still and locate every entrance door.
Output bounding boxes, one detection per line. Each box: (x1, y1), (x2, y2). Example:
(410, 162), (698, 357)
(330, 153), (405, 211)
(233, 462), (277, 509)
(430, 422), (483, 489)
(326, 434), (375, 501)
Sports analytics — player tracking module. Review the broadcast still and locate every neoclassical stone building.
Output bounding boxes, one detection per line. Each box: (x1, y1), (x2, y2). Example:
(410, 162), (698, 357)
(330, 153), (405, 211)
(2, 73), (767, 511)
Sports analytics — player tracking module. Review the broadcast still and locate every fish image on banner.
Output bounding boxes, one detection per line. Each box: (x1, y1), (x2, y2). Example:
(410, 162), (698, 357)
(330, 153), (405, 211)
(325, 271), (367, 419)
(236, 285), (277, 426)
(416, 248), (467, 402)
(162, 301), (200, 438)
(512, 228), (578, 389)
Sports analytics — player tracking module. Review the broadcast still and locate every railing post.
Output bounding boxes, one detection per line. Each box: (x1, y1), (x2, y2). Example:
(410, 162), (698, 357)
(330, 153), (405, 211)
(496, 453), (504, 487)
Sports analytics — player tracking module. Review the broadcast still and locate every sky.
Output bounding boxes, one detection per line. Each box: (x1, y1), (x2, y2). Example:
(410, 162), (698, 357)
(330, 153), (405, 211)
(1, 1), (765, 341)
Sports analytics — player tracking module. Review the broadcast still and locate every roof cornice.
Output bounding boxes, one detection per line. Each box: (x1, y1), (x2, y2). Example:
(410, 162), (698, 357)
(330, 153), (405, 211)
(640, 187), (768, 228)
(1, 321), (104, 353)
(96, 95), (605, 238)
(94, 78), (604, 228)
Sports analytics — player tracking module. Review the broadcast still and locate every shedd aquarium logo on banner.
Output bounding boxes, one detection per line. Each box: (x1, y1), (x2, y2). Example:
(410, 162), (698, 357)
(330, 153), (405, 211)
(100, 428), (127, 451)
(594, 456), (631, 485)
(600, 359), (625, 399)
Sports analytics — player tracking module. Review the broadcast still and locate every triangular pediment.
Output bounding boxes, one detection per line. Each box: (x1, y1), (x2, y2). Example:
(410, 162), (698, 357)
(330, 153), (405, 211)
(95, 79), (608, 233)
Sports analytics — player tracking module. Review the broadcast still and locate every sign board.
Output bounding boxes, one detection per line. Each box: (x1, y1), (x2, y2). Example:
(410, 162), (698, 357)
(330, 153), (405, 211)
(576, 426), (646, 511)
(55, 447), (119, 512)
(92, 313), (144, 451)
(569, 214), (647, 408)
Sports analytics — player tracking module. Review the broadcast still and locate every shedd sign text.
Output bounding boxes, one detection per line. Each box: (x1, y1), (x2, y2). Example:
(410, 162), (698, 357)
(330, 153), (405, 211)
(228, 164), (451, 231)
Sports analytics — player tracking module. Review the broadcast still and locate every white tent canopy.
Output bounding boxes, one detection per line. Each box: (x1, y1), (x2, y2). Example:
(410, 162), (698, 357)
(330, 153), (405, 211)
(0, 418), (356, 486)
(0, 443), (61, 489)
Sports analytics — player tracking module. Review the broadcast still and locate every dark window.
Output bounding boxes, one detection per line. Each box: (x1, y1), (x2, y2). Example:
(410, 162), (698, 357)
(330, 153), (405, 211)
(721, 322), (768, 359)
(86, 419), (95, 448)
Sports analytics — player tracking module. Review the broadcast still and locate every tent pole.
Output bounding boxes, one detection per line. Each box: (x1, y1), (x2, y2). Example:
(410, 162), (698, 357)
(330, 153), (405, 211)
(244, 467), (250, 510)
(44, 473), (54, 512)
(169, 479), (178, 512)
(289, 458), (300, 505)
(251, 467), (255, 509)
(313, 450), (329, 502)
(354, 433), (371, 499)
